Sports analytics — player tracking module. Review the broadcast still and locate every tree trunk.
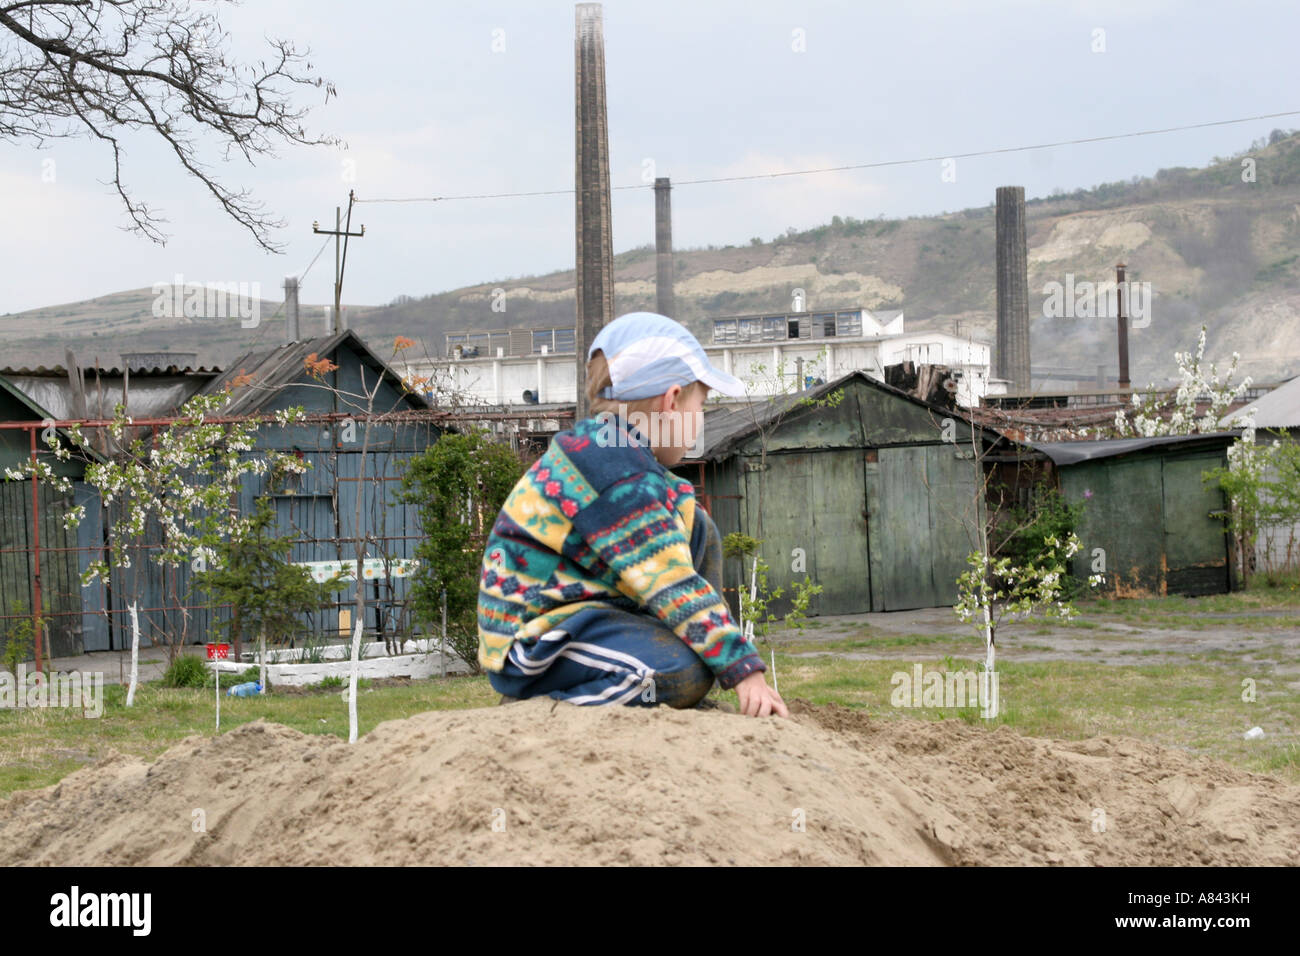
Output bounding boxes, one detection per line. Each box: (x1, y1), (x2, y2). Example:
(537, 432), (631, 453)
(232, 608), (242, 666)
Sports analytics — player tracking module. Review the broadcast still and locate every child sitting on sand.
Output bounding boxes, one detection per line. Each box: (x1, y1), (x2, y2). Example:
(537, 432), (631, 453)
(477, 311), (788, 718)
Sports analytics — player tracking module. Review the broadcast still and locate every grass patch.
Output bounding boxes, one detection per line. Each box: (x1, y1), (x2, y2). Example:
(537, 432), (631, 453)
(753, 653), (1300, 784)
(0, 674), (497, 797)
(774, 633), (967, 655)
(1079, 581), (1300, 617)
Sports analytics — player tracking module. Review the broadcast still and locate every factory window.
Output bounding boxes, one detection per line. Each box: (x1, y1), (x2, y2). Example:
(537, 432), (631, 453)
(816, 313), (836, 337)
(738, 317), (763, 342)
(836, 311), (863, 337)
(787, 317), (800, 338)
(763, 317), (785, 340)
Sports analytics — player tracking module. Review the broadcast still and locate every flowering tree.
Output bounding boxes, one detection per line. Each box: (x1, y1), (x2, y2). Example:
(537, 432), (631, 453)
(940, 391), (1103, 717)
(954, 533), (1106, 704)
(6, 392), (309, 662)
(1112, 326), (1252, 438)
(1110, 326), (1265, 583)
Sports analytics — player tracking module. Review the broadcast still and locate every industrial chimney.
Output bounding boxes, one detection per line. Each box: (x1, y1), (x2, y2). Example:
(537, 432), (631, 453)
(574, 2), (615, 421)
(1115, 262), (1131, 392)
(995, 186), (1031, 393)
(654, 177), (675, 318)
(284, 275), (300, 344)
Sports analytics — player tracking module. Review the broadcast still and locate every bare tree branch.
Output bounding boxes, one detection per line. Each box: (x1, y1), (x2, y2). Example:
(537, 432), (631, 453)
(0, 0), (339, 250)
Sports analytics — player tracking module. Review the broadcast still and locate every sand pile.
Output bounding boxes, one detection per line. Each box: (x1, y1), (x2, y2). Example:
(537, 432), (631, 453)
(2, 700), (1297, 866)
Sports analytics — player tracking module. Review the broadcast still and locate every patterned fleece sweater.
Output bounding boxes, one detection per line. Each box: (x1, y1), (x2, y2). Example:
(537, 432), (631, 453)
(476, 413), (764, 689)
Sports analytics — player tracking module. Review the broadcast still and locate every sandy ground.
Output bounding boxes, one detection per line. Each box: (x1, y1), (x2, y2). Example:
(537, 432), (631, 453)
(2, 699), (1296, 866)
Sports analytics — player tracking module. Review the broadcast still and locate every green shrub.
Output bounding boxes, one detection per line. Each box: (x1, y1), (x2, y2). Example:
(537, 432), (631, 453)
(161, 655), (209, 688)
(3, 600), (39, 676)
(1255, 568), (1300, 590)
(997, 487), (1087, 600)
(399, 428), (523, 672)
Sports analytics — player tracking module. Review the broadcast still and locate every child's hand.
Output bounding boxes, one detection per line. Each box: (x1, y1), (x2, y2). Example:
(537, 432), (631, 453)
(734, 671), (789, 718)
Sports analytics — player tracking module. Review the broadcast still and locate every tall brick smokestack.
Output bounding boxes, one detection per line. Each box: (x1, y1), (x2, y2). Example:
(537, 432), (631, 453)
(995, 185), (1031, 393)
(654, 177), (675, 318)
(1115, 262), (1131, 391)
(574, 3), (614, 421)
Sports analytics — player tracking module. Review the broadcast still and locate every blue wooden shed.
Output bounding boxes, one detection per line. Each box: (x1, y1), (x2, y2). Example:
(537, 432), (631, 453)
(2, 332), (443, 658)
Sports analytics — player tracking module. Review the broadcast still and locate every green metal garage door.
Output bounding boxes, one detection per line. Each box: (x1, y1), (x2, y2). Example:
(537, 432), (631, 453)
(1162, 455), (1231, 595)
(742, 450), (871, 616)
(867, 445), (983, 611)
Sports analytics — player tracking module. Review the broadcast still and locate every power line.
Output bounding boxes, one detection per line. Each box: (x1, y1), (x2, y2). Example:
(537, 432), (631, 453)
(242, 235), (330, 351)
(238, 236), (331, 354)
(298, 234), (332, 283)
(354, 108), (1300, 205)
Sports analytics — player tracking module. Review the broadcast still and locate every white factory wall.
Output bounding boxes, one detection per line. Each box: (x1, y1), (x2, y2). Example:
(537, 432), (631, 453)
(407, 332), (993, 408)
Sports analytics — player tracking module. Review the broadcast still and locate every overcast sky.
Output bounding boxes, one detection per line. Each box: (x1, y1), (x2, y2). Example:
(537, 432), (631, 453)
(3, 0), (1296, 315)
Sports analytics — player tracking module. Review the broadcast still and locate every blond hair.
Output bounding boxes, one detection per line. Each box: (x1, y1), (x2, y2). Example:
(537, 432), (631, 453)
(585, 349), (708, 418)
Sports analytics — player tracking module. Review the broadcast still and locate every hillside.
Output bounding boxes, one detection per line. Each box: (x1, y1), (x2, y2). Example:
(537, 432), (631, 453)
(5, 129), (1300, 387)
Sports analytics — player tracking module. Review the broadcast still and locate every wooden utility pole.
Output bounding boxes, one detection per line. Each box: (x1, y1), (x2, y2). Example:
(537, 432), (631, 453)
(313, 189), (366, 333)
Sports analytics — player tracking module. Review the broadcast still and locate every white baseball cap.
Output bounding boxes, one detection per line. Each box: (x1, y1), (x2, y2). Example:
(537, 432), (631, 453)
(588, 312), (746, 401)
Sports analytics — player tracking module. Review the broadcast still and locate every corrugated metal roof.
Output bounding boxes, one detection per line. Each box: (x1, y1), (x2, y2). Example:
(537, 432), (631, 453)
(0, 365), (221, 376)
(688, 393), (810, 460)
(686, 369), (1001, 460)
(199, 330), (430, 416)
(1219, 375), (1300, 429)
(1030, 432), (1240, 466)
(0, 374), (58, 421)
(0, 376), (109, 462)
(4, 375), (206, 420)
